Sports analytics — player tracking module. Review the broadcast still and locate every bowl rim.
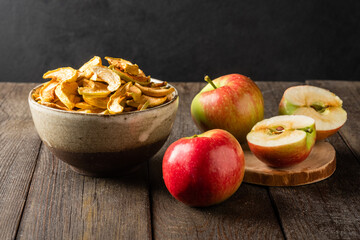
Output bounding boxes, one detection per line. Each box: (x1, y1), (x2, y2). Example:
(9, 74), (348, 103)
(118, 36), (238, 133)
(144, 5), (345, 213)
(28, 78), (179, 117)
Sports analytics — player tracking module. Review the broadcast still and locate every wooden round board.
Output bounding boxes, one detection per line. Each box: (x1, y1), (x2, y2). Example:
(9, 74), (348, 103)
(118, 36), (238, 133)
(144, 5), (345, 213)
(243, 142), (336, 186)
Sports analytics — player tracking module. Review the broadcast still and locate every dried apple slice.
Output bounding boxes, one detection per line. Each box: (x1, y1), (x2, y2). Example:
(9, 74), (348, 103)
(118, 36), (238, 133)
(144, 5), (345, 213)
(73, 96), (81, 104)
(127, 95), (167, 109)
(166, 93), (174, 102)
(32, 87), (41, 101)
(126, 84), (142, 102)
(75, 102), (100, 110)
(82, 79), (95, 88)
(83, 95), (109, 109)
(55, 81), (79, 110)
(43, 67), (78, 82)
(105, 57), (137, 72)
(78, 81), (111, 98)
(150, 81), (168, 88)
(39, 79), (59, 102)
(91, 66), (121, 92)
(111, 82), (132, 98)
(125, 100), (138, 108)
(107, 96), (126, 114)
(40, 102), (69, 111)
(134, 83), (174, 97)
(138, 101), (149, 111)
(76, 72), (86, 81)
(108, 65), (151, 85)
(79, 56), (102, 79)
(107, 82), (132, 114)
(140, 95), (167, 107)
(124, 106), (137, 112)
(106, 57), (140, 76)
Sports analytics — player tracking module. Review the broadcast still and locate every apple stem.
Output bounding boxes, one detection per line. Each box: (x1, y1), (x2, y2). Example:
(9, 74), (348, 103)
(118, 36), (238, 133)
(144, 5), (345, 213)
(204, 75), (217, 89)
(191, 134), (198, 138)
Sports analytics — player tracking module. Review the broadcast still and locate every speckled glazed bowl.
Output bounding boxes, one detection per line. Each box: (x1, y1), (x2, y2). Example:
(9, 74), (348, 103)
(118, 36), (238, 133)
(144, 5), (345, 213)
(28, 79), (179, 177)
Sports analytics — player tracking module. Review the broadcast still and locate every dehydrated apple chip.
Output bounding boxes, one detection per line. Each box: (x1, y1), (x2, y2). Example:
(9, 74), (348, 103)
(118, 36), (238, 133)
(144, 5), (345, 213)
(135, 83), (174, 97)
(83, 95), (109, 109)
(82, 79), (95, 88)
(126, 99), (139, 108)
(79, 56), (102, 79)
(107, 82), (132, 114)
(126, 84), (142, 102)
(40, 102), (69, 111)
(78, 81), (111, 98)
(138, 101), (149, 111)
(91, 66), (121, 92)
(37, 56), (173, 114)
(55, 81), (79, 110)
(106, 56), (151, 85)
(75, 102), (99, 110)
(140, 95), (167, 107)
(43, 67), (78, 82)
(39, 79), (59, 102)
(107, 96), (126, 114)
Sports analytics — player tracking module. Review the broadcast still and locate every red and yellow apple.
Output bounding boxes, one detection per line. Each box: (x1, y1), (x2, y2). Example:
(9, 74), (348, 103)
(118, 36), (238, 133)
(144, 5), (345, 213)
(279, 85), (347, 140)
(162, 129), (245, 207)
(246, 115), (316, 168)
(191, 74), (264, 144)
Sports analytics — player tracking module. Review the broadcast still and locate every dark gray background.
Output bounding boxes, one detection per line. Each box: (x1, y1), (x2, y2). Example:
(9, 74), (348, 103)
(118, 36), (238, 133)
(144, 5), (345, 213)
(1, 0), (359, 83)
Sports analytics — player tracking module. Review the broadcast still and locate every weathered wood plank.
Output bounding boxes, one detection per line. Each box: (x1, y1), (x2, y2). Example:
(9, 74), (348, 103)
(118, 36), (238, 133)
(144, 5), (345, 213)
(306, 80), (360, 162)
(16, 144), (152, 239)
(4, 80), (358, 239)
(0, 82), (42, 240)
(264, 81), (360, 239)
(149, 82), (284, 239)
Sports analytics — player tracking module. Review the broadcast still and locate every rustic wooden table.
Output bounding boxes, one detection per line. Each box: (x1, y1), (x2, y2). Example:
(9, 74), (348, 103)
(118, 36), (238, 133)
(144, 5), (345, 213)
(0, 81), (359, 240)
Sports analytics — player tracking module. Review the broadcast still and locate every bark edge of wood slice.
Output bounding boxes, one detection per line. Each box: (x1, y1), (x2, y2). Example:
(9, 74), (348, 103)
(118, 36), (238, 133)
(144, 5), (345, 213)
(243, 141), (336, 186)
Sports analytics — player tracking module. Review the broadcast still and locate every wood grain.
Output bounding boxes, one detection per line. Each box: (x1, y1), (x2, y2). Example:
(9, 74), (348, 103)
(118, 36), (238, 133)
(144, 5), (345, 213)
(262, 81), (360, 239)
(306, 80), (360, 162)
(244, 142), (336, 186)
(149, 82), (284, 239)
(16, 143), (152, 240)
(0, 83), (42, 240)
(0, 81), (358, 240)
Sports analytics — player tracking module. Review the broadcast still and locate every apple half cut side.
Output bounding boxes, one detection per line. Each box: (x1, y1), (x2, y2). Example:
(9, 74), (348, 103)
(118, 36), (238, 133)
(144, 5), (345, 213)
(246, 115), (316, 168)
(279, 85), (347, 140)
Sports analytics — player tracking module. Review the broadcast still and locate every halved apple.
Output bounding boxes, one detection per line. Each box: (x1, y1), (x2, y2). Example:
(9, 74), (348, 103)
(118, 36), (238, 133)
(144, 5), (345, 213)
(246, 115), (316, 168)
(279, 85), (347, 140)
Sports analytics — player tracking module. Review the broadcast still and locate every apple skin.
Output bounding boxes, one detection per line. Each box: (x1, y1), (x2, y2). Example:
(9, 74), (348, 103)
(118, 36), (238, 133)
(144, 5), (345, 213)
(247, 138), (314, 168)
(247, 121), (316, 168)
(191, 74), (264, 144)
(279, 98), (341, 140)
(162, 129), (245, 207)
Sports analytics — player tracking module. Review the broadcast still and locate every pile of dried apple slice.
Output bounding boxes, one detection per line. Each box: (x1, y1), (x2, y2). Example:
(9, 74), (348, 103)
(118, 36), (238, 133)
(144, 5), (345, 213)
(32, 56), (175, 114)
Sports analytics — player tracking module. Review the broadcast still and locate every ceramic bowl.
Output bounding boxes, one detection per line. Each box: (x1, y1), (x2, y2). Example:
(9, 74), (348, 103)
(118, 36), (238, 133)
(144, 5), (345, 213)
(28, 79), (179, 177)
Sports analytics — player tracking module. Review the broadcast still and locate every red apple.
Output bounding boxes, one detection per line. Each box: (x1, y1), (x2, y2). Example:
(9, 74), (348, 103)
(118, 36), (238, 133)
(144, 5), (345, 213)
(162, 129), (245, 207)
(191, 74), (264, 144)
(246, 115), (316, 168)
